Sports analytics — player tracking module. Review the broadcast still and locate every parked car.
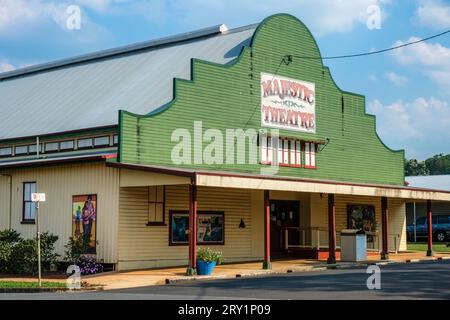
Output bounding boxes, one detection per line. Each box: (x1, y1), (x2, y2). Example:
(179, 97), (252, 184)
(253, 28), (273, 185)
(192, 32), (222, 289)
(407, 215), (450, 242)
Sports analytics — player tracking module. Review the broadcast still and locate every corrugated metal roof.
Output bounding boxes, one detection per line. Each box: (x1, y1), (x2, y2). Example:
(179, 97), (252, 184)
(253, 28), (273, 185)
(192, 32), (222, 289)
(0, 23), (257, 141)
(406, 175), (450, 192)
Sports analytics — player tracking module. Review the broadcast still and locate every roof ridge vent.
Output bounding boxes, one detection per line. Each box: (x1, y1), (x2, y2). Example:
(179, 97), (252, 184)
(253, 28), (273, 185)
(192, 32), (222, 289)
(219, 24), (229, 33)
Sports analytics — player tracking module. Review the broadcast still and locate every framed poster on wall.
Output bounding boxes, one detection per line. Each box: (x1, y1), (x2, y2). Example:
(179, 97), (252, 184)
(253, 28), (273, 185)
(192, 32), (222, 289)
(72, 194), (97, 254)
(347, 204), (376, 243)
(169, 211), (225, 246)
(347, 204), (376, 232)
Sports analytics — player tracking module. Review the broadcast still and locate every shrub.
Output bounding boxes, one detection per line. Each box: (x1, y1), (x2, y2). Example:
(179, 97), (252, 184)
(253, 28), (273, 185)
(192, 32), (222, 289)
(196, 247), (223, 265)
(0, 242), (13, 273)
(0, 229), (59, 275)
(64, 236), (84, 264)
(0, 229), (21, 243)
(8, 239), (36, 274)
(0, 230), (22, 273)
(39, 232), (60, 271)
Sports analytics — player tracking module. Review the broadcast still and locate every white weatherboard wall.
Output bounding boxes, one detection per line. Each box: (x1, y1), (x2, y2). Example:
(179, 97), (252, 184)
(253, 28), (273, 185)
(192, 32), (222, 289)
(310, 194), (407, 252)
(118, 185), (259, 271)
(388, 199), (407, 252)
(0, 162), (120, 263)
(0, 175), (11, 229)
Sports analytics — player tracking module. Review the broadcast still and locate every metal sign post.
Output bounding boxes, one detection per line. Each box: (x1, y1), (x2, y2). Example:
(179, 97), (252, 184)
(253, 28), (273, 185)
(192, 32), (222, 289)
(36, 201), (41, 287)
(32, 193), (46, 288)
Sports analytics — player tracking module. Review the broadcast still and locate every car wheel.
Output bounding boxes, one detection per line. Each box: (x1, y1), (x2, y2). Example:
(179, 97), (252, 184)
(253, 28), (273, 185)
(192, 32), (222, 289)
(435, 231), (447, 242)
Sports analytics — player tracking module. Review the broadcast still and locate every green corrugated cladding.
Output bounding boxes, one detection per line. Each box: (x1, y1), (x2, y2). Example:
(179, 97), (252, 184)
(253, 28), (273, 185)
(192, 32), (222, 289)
(119, 14), (405, 186)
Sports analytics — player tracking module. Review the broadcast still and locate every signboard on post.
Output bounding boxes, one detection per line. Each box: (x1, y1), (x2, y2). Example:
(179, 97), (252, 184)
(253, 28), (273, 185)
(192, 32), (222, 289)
(31, 192), (45, 287)
(31, 193), (46, 202)
(261, 72), (316, 133)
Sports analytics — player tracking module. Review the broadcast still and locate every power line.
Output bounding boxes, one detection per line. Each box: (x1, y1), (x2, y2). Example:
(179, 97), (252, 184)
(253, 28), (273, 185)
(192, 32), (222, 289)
(287, 29), (450, 61)
(210, 29), (450, 170)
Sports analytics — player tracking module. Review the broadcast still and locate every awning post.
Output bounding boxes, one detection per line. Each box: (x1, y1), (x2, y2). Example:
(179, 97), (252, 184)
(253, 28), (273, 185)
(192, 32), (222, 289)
(186, 182), (197, 275)
(381, 197), (389, 260)
(263, 190), (272, 269)
(327, 194), (336, 264)
(426, 200), (433, 257)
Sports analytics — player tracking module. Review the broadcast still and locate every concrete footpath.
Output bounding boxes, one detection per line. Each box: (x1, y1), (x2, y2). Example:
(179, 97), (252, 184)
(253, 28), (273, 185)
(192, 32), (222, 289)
(1, 252), (449, 290)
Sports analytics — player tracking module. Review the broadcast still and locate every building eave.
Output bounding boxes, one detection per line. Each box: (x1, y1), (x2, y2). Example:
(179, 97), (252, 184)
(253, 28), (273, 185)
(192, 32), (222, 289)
(107, 162), (450, 202)
(0, 152), (117, 169)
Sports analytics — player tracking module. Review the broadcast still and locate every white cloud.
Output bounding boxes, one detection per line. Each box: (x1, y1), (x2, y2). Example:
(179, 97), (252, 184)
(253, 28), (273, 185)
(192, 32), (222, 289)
(0, 0), (113, 48)
(0, 60), (15, 73)
(0, 0), (68, 33)
(385, 72), (407, 86)
(74, 0), (130, 14)
(169, 0), (392, 36)
(0, 0), (393, 36)
(415, 0), (450, 30)
(392, 37), (450, 91)
(368, 97), (450, 158)
(76, 0), (113, 13)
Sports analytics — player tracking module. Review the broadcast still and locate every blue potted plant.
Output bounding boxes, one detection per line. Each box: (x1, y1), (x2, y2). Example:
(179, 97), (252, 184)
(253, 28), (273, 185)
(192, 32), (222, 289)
(196, 247), (223, 275)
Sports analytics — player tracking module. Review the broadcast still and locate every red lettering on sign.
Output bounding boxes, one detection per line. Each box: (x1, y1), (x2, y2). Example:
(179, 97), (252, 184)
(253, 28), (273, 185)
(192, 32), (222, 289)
(262, 81), (272, 97)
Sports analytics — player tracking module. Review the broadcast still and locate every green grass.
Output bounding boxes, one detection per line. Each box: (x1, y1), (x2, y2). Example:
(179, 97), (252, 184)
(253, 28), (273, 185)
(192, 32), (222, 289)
(407, 242), (450, 253)
(0, 281), (66, 289)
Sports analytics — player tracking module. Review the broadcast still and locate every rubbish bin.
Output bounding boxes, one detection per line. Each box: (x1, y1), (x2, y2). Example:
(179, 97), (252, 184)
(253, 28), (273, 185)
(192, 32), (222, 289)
(340, 229), (367, 262)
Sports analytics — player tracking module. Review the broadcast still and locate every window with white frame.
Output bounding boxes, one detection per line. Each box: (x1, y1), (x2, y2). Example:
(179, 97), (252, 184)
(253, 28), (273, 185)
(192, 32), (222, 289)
(15, 145), (28, 155)
(0, 134), (118, 159)
(23, 182), (37, 222)
(45, 142), (59, 152)
(60, 140), (74, 150)
(260, 133), (278, 164)
(277, 138), (283, 165)
(259, 134), (304, 168)
(304, 142), (317, 168)
(78, 138), (93, 149)
(94, 136), (110, 147)
(290, 140), (301, 167)
(28, 144), (41, 154)
(260, 133), (268, 164)
(282, 139), (289, 165)
(0, 147), (12, 157)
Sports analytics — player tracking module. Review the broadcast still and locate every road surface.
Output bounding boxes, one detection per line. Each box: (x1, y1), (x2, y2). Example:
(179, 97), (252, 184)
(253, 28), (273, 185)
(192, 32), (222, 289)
(1, 260), (449, 300)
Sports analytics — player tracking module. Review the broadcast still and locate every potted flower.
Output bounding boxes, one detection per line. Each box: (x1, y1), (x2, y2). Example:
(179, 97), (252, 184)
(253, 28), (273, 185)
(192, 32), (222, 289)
(196, 247), (223, 275)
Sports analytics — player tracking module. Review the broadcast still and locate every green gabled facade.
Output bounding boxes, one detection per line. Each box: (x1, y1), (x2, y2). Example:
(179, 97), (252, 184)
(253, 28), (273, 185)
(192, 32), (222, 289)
(118, 14), (404, 186)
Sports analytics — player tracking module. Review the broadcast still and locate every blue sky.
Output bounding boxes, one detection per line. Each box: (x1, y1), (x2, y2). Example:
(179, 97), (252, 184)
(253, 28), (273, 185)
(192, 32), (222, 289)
(1, 0), (449, 160)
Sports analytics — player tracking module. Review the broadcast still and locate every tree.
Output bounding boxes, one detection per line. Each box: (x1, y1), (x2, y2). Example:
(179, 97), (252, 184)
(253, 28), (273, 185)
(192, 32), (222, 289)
(425, 154), (450, 175)
(404, 159), (430, 176)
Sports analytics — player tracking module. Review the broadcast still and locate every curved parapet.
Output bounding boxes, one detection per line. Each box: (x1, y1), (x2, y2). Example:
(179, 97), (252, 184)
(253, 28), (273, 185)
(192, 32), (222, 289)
(119, 13), (405, 186)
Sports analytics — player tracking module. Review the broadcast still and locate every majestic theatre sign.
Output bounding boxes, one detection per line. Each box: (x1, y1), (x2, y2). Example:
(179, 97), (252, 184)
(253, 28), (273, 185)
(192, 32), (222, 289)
(261, 73), (316, 133)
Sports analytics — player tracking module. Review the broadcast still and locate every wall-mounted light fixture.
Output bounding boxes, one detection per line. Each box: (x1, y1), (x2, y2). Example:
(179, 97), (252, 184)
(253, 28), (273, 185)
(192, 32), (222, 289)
(317, 138), (330, 152)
